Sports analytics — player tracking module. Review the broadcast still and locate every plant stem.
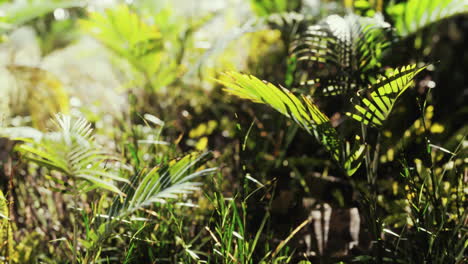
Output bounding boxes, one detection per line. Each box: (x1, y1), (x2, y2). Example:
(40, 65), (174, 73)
(73, 192), (78, 264)
(6, 155), (14, 262)
(360, 123), (383, 262)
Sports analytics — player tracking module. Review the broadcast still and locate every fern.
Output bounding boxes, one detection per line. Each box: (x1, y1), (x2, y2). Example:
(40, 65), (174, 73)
(80, 4), (178, 91)
(387, 0), (468, 37)
(219, 72), (364, 176)
(108, 152), (216, 218)
(14, 114), (128, 195)
(290, 14), (390, 96)
(346, 64), (427, 127)
(83, 152), (215, 262)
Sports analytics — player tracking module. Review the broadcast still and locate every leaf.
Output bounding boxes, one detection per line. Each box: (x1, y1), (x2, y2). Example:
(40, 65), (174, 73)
(112, 152), (216, 217)
(250, 0), (300, 17)
(219, 72), (313, 130)
(290, 14), (390, 96)
(219, 72), (364, 175)
(0, 190), (13, 258)
(80, 4), (161, 59)
(387, 0), (468, 37)
(0, 0), (83, 35)
(346, 64), (427, 127)
(11, 114), (124, 195)
(79, 4), (180, 92)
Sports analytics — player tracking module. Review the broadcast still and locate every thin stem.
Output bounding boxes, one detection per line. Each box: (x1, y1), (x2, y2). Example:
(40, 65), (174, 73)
(371, 133), (381, 186)
(6, 155), (14, 262)
(360, 123), (383, 262)
(361, 123), (371, 184)
(73, 192), (78, 264)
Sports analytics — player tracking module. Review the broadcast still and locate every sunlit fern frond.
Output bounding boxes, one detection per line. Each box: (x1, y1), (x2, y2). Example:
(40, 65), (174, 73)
(303, 96), (366, 175)
(107, 152), (216, 218)
(14, 114), (128, 195)
(290, 14), (390, 96)
(387, 0), (468, 37)
(219, 72), (314, 130)
(80, 4), (162, 59)
(346, 64), (427, 127)
(343, 135), (366, 176)
(220, 72), (364, 175)
(80, 4), (181, 91)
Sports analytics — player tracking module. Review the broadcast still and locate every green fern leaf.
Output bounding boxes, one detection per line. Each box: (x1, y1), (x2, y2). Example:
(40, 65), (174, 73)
(14, 114), (128, 195)
(290, 14), (390, 96)
(388, 0), (468, 37)
(220, 72), (364, 176)
(346, 64), (427, 127)
(108, 152), (215, 218)
(79, 4), (179, 91)
(219, 72), (314, 130)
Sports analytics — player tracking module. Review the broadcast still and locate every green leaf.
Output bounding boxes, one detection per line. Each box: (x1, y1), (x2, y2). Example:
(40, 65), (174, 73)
(114, 152), (216, 217)
(219, 72), (364, 175)
(290, 14), (390, 96)
(387, 0), (468, 37)
(0, 0), (83, 34)
(11, 114), (124, 195)
(346, 64), (427, 127)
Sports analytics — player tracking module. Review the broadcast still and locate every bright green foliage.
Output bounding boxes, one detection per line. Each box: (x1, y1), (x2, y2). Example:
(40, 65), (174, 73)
(0, 0), (466, 262)
(0, 190), (7, 221)
(346, 64), (426, 127)
(115, 152), (216, 217)
(219, 72), (365, 176)
(219, 72), (315, 130)
(80, 4), (161, 59)
(0, 190), (9, 258)
(15, 114), (128, 195)
(349, 0), (384, 17)
(290, 14), (390, 96)
(208, 194), (258, 263)
(83, 152), (215, 262)
(0, 0), (82, 35)
(250, 0), (300, 17)
(80, 4), (178, 91)
(387, 0), (468, 37)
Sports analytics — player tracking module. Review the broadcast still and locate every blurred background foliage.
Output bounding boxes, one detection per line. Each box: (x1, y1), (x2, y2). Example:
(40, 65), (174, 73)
(0, 0), (466, 263)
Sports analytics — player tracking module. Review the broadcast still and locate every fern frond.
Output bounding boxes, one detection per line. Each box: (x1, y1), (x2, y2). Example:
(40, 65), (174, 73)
(79, 4), (179, 91)
(388, 0), (468, 37)
(290, 14), (390, 96)
(220, 72), (364, 175)
(346, 64), (427, 127)
(14, 114), (128, 195)
(108, 152), (216, 218)
(80, 4), (162, 60)
(219, 72), (317, 130)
